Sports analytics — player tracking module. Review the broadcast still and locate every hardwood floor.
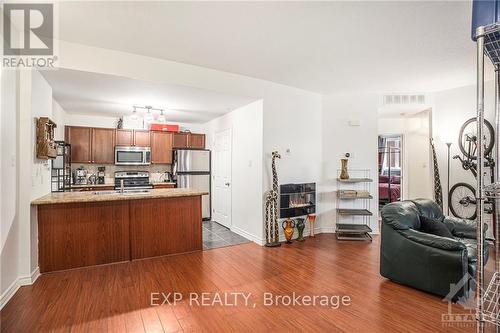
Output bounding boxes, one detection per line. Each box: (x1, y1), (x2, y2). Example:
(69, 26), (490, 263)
(1, 234), (496, 332)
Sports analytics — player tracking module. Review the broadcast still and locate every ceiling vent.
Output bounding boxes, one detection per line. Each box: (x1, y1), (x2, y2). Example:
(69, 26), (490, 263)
(383, 94), (425, 106)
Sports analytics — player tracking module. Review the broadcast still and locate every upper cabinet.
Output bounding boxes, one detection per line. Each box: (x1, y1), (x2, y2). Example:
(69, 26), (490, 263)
(115, 129), (133, 146)
(188, 134), (205, 149)
(65, 126), (92, 163)
(134, 130), (150, 147)
(91, 128), (115, 164)
(66, 126), (115, 164)
(150, 131), (173, 164)
(172, 132), (205, 149)
(65, 126), (203, 164)
(116, 129), (150, 147)
(173, 132), (189, 149)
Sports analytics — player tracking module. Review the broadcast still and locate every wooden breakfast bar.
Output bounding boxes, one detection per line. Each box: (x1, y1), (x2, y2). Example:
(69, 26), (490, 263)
(32, 189), (207, 273)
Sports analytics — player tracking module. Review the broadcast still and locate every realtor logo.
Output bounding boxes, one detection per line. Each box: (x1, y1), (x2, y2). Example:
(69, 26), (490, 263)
(2, 3), (57, 68)
(3, 3), (53, 56)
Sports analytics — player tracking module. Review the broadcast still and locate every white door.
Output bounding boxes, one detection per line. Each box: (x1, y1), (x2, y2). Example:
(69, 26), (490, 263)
(406, 110), (432, 199)
(212, 128), (232, 228)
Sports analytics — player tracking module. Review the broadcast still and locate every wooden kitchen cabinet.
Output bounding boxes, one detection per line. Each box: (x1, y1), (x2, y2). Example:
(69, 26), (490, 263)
(130, 196), (202, 259)
(116, 129), (150, 147)
(134, 130), (150, 146)
(150, 131), (173, 164)
(189, 133), (206, 149)
(38, 201), (130, 273)
(173, 132), (189, 148)
(115, 129), (134, 146)
(173, 132), (205, 149)
(91, 128), (115, 164)
(65, 126), (92, 163)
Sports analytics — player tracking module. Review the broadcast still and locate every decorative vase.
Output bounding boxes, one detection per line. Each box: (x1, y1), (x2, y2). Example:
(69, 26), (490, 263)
(340, 159), (350, 179)
(282, 218), (296, 243)
(295, 218), (305, 241)
(308, 214), (316, 237)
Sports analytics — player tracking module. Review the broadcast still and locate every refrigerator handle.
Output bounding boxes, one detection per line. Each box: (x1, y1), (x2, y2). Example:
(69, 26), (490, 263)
(172, 150), (177, 175)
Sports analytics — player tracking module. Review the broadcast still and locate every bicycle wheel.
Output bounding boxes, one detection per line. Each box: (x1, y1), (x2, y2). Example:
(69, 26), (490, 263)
(458, 118), (494, 160)
(449, 183), (477, 220)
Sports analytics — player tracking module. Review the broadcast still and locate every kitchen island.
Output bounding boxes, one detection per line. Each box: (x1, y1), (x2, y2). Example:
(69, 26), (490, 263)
(32, 188), (207, 273)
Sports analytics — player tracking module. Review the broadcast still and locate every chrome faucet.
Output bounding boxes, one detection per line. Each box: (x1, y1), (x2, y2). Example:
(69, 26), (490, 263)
(120, 179), (124, 194)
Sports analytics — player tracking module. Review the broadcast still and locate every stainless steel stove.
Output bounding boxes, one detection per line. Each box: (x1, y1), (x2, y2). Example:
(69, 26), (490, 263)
(114, 171), (153, 190)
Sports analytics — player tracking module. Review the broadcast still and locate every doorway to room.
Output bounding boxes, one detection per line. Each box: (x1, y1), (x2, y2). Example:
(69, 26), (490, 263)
(377, 109), (433, 206)
(378, 135), (402, 207)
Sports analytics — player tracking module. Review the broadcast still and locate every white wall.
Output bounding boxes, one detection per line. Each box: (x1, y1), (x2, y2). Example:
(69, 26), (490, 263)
(1, 68), (20, 306)
(52, 99), (67, 140)
(203, 100), (264, 242)
(1, 69), (59, 309)
(321, 92), (379, 233)
(31, 71), (54, 200)
(432, 81), (496, 213)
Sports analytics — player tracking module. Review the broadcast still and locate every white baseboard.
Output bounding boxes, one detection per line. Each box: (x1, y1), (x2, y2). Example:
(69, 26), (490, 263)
(0, 267), (40, 311)
(319, 226), (335, 233)
(230, 226), (264, 245)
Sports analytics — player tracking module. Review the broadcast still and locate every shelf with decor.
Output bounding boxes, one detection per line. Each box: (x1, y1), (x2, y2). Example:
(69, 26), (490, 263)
(336, 169), (373, 241)
(337, 189), (373, 200)
(337, 178), (373, 183)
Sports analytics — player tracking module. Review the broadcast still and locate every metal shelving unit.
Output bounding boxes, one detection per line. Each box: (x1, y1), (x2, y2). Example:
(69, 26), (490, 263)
(336, 169), (373, 241)
(473, 20), (500, 332)
(51, 141), (71, 192)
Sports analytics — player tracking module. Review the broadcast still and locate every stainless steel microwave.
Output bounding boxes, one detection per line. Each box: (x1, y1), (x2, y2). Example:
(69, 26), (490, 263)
(115, 146), (151, 166)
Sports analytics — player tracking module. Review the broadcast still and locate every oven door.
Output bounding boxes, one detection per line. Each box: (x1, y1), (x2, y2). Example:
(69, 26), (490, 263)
(115, 147), (150, 165)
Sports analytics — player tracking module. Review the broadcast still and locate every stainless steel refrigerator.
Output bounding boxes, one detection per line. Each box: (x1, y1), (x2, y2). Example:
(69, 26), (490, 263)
(174, 149), (211, 220)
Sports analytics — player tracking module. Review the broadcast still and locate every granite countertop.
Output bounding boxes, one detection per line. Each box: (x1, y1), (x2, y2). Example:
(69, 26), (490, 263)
(32, 188), (207, 205)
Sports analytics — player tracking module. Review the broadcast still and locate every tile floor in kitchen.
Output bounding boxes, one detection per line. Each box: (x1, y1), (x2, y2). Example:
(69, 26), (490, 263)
(202, 220), (251, 250)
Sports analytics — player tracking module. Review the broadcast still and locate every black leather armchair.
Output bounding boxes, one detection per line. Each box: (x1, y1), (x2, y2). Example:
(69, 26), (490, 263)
(380, 199), (489, 299)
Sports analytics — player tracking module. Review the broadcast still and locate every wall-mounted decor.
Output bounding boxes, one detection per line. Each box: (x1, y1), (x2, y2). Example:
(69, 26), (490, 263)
(36, 117), (57, 159)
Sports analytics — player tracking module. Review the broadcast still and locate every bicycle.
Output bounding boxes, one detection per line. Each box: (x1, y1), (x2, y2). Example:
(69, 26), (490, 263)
(448, 117), (495, 220)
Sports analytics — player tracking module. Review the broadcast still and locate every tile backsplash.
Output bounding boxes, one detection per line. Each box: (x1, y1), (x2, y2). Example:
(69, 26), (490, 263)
(71, 164), (173, 184)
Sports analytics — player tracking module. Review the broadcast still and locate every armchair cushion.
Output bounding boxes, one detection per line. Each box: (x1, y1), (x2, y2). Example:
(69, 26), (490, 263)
(443, 216), (487, 239)
(399, 228), (465, 251)
(412, 198), (445, 221)
(419, 215), (454, 238)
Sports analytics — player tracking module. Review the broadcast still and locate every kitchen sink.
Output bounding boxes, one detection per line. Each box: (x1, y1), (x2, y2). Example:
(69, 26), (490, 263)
(91, 190), (120, 195)
(122, 189), (152, 195)
(90, 189), (152, 196)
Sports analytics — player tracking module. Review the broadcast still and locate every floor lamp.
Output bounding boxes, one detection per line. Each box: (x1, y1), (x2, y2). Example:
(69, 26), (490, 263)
(446, 142), (452, 215)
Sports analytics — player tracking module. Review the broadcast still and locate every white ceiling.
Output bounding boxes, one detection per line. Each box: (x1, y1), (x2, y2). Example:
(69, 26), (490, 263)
(58, 1), (482, 94)
(41, 69), (256, 123)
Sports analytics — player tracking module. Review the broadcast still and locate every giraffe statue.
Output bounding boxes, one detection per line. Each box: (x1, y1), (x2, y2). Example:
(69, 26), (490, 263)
(265, 151), (281, 247)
